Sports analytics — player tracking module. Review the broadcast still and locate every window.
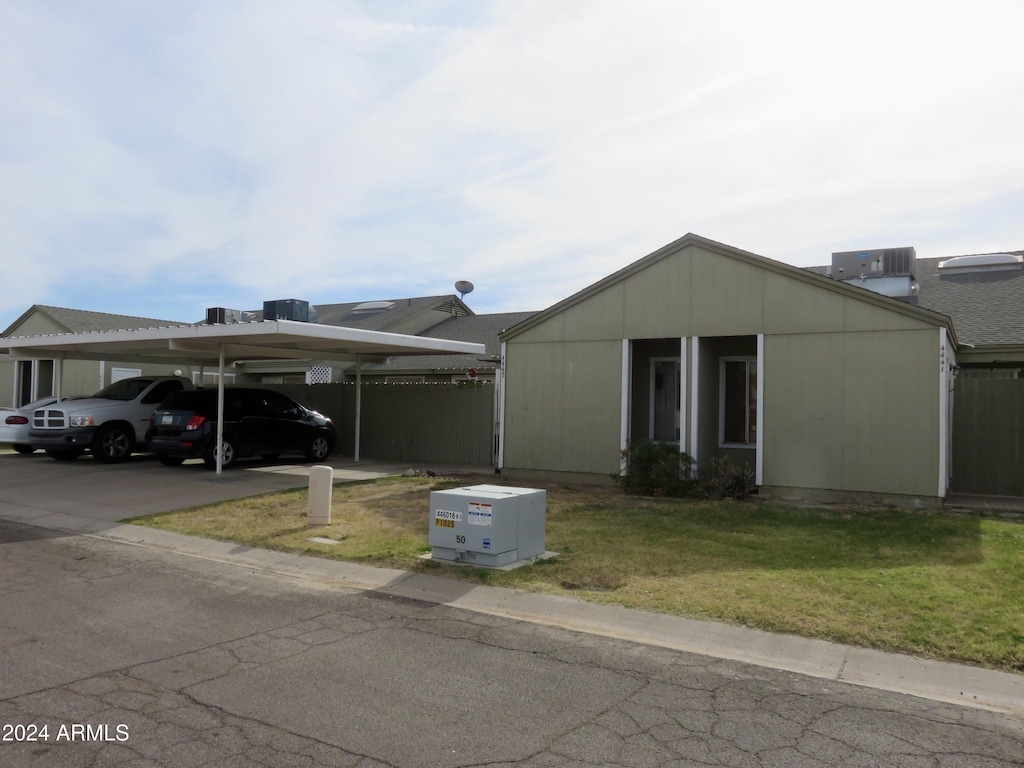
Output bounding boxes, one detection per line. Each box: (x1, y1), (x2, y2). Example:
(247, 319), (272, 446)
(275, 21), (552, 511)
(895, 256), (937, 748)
(720, 357), (756, 446)
(650, 359), (681, 441)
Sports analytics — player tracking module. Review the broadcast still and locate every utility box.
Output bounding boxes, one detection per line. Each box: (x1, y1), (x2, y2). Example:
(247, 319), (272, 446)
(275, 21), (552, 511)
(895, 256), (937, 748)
(429, 484), (546, 567)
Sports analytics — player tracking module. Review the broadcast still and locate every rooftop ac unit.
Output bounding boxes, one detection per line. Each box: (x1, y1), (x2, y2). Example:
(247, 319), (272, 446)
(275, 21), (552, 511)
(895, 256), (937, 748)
(831, 247), (916, 279)
(263, 299), (311, 322)
(206, 307), (251, 324)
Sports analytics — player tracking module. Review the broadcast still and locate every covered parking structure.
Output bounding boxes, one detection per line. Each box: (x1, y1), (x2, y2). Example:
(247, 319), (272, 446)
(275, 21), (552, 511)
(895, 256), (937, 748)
(0, 320), (486, 472)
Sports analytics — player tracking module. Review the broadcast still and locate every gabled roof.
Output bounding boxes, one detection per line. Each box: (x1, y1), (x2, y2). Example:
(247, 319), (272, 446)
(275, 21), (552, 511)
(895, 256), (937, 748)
(500, 233), (957, 342)
(363, 311), (538, 373)
(3, 305), (186, 337)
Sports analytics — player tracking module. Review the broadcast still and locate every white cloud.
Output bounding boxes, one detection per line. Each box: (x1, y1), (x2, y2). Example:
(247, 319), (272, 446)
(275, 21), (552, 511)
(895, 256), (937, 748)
(1, 0), (1023, 327)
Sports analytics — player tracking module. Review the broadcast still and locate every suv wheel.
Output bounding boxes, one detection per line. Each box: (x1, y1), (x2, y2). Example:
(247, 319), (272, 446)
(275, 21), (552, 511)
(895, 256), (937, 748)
(305, 434), (331, 462)
(93, 423), (134, 463)
(204, 439), (236, 470)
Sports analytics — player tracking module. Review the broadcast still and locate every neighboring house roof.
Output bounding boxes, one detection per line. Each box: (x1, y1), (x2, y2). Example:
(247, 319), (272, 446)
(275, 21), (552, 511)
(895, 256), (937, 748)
(501, 233), (957, 342)
(806, 251), (1024, 347)
(910, 255), (1024, 347)
(246, 295), (472, 332)
(363, 311), (539, 374)
(3, 304), (187, 337)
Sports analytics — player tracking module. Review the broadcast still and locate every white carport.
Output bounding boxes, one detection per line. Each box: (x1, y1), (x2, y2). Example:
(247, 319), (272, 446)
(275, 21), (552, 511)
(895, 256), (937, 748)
(0, 320), (486, 472)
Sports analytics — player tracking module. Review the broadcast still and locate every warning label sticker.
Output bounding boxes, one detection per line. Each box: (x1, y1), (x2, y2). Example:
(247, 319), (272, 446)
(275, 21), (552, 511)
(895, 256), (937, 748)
(467, 501), (493, 526)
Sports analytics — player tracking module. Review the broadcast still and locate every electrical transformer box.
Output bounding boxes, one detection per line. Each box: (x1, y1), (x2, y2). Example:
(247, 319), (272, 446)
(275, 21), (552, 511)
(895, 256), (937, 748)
(429, 484), (546, 567)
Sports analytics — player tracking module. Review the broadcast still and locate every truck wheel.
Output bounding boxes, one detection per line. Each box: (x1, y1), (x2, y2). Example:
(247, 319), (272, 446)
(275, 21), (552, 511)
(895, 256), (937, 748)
(204, 439), (236, 469)
(305, 434), (331, 461)
(93, 423), (135, 463)
(47, 449), (83, 461)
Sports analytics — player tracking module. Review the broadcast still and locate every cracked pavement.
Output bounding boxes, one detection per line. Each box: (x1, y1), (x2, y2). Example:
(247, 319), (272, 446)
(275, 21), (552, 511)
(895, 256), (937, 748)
(1, 519), (1022, 767)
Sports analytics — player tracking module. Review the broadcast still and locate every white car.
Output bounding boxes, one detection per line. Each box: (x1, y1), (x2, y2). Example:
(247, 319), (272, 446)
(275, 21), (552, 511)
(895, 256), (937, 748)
(0, 396), (61, 454)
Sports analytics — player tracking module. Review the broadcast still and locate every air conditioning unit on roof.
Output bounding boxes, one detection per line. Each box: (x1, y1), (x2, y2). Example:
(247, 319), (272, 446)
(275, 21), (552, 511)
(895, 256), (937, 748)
(831, 247), (916, 279)
(263, 299), (311, 322)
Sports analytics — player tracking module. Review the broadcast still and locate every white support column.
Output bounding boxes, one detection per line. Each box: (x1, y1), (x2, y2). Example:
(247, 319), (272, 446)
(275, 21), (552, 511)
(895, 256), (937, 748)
(54, 353), (64, 400)
(756, 334), (765, 487)
(938, 328), (950, 498)
(354, 359), (362, 463)
(496, 341), (507, 470)
(620, 339), (631, 475)
(678, 337), (687, 455)
(689, 337), (700, 464)
(215, 344), (225, 475)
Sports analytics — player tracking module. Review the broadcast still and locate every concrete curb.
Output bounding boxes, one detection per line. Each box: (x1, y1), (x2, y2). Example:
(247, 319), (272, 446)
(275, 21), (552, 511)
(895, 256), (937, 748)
(83, 520), (1024, 719)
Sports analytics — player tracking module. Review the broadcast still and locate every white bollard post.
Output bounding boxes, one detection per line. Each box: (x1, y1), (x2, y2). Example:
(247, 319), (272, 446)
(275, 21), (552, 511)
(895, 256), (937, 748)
(307, 465), (333, 526)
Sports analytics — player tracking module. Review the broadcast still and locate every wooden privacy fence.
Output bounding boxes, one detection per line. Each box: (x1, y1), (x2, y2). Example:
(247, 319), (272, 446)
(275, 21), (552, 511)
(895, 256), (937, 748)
(952, 375), (1024, 496)
(268, 382), (496, 467)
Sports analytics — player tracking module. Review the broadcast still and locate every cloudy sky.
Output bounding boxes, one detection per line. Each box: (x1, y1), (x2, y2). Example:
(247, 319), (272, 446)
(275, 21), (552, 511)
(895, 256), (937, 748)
(2, 0), (1022, 331)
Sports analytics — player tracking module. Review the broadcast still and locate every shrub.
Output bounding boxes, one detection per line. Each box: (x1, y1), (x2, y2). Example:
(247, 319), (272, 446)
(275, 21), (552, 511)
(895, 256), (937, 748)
(701, 456), (755, 500)
(620, 442), (699, 497)
(620, 444), (754, 499)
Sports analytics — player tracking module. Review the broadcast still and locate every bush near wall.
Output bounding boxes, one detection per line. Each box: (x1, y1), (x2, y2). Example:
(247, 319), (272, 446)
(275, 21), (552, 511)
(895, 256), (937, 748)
(620, 442), (753, 499)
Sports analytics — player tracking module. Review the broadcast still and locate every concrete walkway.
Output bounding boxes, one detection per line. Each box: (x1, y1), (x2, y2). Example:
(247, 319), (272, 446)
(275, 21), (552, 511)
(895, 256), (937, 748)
(1, 452), (1021, 719)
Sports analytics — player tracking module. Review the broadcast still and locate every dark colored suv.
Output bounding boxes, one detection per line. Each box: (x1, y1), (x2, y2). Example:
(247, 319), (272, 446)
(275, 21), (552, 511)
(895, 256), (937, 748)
(146, 388), (336, 469)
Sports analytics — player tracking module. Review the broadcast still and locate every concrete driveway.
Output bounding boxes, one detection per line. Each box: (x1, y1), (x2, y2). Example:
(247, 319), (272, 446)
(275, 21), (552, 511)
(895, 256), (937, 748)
(0, 450), (486, 531)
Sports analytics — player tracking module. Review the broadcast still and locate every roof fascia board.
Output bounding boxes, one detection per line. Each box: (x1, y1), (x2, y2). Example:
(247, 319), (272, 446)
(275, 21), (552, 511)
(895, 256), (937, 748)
(499, 233), (958, 344)
(0, 319), (486, 363)
(168, 340), (390, 364)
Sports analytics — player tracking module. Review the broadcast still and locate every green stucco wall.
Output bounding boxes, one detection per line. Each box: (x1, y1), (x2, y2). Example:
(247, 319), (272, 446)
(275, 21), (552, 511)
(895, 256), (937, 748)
(763, 329), (940, 497)
(501, 241), (946, 499)
(502, 339), (623, 475)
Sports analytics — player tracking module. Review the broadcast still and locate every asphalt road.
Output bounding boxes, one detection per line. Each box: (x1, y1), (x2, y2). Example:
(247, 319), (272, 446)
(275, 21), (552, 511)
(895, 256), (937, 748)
(2, 518), (1023, 768)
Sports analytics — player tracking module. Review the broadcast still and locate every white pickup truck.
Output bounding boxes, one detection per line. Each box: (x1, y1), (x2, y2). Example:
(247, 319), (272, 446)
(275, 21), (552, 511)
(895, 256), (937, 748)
(29, 376), (195, 462)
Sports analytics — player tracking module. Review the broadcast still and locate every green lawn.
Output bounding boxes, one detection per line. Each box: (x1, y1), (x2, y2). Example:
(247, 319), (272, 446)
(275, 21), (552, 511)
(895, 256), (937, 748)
(130, 475), (1024, 672)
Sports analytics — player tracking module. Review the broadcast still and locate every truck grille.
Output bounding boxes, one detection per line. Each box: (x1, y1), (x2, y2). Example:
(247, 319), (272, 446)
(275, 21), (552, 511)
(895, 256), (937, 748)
(33, 408), (67, 429)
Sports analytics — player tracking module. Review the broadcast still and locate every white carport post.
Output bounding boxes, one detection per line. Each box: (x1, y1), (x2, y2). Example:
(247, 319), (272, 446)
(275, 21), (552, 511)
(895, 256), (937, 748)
(215, 344), (226, 475)
(54, 352), (64, 400)
(353, 358), (362, 463)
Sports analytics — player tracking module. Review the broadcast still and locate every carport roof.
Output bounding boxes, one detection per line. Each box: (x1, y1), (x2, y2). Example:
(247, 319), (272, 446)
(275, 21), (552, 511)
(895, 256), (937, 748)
(0, 319), (487, 365)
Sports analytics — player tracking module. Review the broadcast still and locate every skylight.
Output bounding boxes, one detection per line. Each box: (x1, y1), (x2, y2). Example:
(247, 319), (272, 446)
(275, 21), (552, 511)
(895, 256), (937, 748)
(350, 301), (397, 314)
(937, 253), (1024, 273)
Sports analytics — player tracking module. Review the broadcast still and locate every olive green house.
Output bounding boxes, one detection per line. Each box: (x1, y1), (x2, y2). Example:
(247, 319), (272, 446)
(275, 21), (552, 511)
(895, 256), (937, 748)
(497, 234), (957, 506)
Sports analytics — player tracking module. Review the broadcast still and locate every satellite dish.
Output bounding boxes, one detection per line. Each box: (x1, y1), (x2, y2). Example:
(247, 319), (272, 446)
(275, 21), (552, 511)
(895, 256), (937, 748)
(455, 280), (474, 300)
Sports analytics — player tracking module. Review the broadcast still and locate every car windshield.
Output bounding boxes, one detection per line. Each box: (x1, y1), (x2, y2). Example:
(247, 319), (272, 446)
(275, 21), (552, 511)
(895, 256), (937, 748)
(93, 379), (156, 401)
